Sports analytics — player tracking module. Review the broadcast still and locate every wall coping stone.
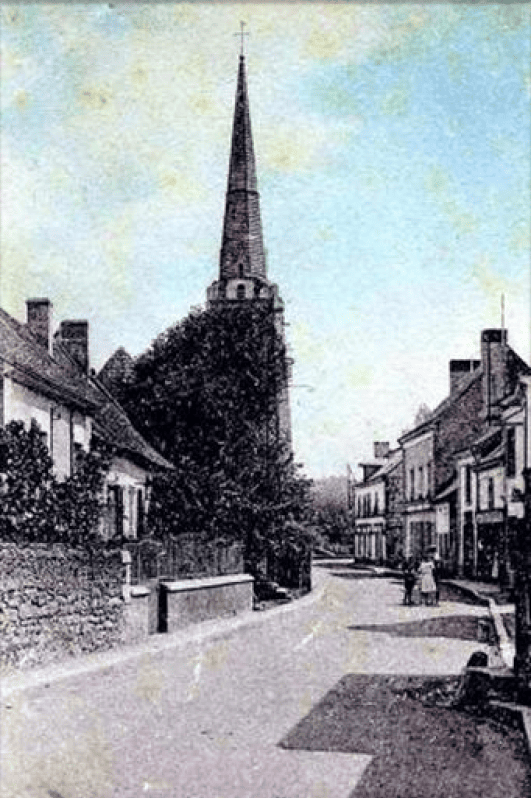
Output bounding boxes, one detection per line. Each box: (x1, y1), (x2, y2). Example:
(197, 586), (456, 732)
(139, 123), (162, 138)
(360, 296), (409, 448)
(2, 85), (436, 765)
(161, 574), (254, 593)
(130, 585), (151, 598)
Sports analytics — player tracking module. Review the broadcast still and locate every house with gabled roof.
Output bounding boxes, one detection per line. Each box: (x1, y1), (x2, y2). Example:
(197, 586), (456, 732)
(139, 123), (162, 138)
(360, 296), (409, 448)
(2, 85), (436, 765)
(0, 299), (95, 479)
(352, 442), (403, 564)
(0, 299), (172, 541)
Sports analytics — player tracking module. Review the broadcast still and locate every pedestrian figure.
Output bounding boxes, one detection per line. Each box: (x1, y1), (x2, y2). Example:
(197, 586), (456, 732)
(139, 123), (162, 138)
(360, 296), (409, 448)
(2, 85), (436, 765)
(418, 554), (436, 606)
(402, 558), (416, 606)
(428, 546), (441, 605)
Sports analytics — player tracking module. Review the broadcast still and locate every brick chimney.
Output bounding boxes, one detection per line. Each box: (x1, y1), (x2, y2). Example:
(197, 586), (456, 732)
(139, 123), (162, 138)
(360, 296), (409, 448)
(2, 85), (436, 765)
(26, 298), (53, 353)
(373, 442), (390, 459)
(449, 359), (480, 394)
(55, 320), (89, 373)
(481, 328), (508, 420)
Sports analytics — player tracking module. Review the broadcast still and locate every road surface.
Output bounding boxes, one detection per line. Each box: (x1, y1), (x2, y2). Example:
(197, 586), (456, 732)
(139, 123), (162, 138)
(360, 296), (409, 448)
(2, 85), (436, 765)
(1, 565), (492, 798)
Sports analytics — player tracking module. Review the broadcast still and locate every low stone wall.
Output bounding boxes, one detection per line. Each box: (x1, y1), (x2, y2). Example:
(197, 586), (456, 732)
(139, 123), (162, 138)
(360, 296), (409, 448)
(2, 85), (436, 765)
(0, 542), (124, 670)
(161, 573), (254, 632)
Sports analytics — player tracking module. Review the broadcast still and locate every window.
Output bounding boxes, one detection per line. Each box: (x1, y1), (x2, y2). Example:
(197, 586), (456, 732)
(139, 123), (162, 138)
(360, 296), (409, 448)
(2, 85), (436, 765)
(427, 462), (432, 498)
(374, 493), (379, 515)
(236, 284), (245, 300)
(73, 442), (83, 473)
(107, 485), (124, 539)
(137, 490), (145, 536)
(465, 465), (472, 505)
(410, 469), (415, 501)
(419, 466), (424, 498)
(507, 427), (516, 478)
(357, 498), (361, 518)
(488, 477), (495, 510)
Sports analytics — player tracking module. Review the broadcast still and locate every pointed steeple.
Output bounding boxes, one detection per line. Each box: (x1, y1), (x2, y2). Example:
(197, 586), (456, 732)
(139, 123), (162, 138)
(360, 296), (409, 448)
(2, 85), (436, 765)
(219, 55), (266, 281)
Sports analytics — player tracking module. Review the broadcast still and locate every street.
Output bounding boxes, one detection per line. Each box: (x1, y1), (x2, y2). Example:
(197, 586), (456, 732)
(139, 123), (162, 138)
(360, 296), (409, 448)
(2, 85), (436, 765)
(0, 566), (516, 798)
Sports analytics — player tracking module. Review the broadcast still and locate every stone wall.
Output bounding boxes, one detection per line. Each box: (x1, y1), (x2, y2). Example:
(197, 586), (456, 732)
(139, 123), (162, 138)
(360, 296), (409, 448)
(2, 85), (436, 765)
(0, 542), (124, 671)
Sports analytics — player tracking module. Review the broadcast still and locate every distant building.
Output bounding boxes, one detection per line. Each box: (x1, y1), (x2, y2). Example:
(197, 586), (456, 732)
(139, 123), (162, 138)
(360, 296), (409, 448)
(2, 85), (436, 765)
(353, 443), (403, 564)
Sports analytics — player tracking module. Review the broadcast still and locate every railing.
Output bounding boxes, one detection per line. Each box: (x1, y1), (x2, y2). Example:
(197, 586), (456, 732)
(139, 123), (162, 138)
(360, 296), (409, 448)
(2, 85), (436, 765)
(124, 535), (244, 585)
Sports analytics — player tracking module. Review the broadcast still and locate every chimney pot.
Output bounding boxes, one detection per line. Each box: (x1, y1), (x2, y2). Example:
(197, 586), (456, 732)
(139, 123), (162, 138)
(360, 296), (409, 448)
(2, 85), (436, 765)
(55, 320), (89, 373)
(26, 298), (53, 354)
(373, 441), (390, 460)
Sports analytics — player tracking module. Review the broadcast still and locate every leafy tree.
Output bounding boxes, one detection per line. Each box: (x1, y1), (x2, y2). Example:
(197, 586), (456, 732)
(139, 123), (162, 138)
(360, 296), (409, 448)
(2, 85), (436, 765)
(114, 302), (313, 572)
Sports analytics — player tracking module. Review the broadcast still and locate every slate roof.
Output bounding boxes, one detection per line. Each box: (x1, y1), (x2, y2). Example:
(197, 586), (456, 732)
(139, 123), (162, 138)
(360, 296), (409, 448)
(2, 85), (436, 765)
(219, 55), (267, 281)
(0, 307), (95, 411)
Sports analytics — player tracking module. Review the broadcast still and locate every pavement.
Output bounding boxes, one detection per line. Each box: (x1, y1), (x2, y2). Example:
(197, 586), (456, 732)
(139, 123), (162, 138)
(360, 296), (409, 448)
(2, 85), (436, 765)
(1, 564), (501, 798)
(442, 577), (516, 669)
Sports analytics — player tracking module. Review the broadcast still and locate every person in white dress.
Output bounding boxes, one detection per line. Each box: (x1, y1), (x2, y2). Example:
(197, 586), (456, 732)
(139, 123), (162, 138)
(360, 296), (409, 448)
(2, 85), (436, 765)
(418, 555), (436, 606)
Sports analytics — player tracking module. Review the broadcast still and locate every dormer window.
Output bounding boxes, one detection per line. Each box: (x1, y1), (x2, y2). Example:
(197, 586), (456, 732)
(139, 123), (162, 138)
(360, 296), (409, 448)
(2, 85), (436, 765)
(237, 284), (245, 301)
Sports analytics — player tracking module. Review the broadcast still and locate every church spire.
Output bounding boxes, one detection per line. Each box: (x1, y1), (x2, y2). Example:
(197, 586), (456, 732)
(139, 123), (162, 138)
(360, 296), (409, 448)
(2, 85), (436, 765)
(219, 54), (266, 282)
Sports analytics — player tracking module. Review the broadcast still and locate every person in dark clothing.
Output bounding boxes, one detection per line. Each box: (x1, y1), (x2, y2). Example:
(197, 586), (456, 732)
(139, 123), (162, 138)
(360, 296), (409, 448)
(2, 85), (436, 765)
(403, 558), (416, 605)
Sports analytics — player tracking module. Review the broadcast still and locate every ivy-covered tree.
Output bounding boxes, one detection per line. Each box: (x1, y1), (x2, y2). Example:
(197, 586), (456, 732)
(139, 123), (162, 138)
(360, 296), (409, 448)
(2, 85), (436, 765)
(0, 420), (56, 542)
(114, 302), (313, 571)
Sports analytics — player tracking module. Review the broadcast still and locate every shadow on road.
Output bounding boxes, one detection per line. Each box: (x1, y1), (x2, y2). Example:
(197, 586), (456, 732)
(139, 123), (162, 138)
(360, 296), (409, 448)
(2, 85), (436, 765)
(347, 615), (490, 641)
(279, 673), (531, 798)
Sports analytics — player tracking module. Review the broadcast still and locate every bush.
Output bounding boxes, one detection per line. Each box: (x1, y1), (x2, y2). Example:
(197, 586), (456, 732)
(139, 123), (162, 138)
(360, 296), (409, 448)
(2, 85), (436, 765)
(0, 420), (112, 548)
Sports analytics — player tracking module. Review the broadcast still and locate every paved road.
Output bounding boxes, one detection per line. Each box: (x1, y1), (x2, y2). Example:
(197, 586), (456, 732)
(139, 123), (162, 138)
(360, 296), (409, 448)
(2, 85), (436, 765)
(1, 567), (492, 798)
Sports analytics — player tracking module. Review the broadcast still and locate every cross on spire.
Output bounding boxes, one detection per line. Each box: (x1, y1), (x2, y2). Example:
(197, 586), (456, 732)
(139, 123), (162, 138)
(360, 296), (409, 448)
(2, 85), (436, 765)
(234, 21), (249, 56)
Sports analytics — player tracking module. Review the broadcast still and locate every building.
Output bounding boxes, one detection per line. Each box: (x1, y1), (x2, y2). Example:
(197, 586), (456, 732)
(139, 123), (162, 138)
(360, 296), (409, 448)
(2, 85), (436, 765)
(399, 358), (483, 566)
(0, 299), (171, 541)
(400, 328), (531, 576)
(455, 366), (531, 581)
(206, 52), (292, 445)
(0, 300), (94, 480)
(353, 443), (403, 564)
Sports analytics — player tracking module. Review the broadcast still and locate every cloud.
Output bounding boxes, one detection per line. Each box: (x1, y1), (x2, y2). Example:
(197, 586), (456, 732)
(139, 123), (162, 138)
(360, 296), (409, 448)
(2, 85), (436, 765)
(424, 166), (477, 237)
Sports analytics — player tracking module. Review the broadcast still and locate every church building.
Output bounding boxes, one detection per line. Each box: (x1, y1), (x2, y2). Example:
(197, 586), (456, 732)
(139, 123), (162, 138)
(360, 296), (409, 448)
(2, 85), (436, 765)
(206, 50), (292, 445)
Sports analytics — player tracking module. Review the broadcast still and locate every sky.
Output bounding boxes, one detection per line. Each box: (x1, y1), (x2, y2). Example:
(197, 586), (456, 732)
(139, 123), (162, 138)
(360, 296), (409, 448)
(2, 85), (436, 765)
(1, 3), (530, 479)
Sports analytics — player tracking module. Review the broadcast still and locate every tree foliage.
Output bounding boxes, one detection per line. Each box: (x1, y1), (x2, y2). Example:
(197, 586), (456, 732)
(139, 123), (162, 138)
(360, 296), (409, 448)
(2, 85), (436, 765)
(114, 302), (313, 566)
(0, 420), (112, 548)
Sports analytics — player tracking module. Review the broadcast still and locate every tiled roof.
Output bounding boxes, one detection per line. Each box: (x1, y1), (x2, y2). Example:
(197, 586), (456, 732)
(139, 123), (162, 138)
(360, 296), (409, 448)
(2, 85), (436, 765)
(98, 347), (135, 392)
(399, 368), (482, 444)
(53, 342), (172, 471)
(0, 307), (95, 411)
(358, 449), (402, 485)
(90, 377), (172, 470)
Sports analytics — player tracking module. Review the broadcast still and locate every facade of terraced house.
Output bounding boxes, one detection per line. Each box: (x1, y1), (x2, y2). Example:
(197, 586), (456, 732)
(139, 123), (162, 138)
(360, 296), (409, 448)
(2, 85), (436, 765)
(353, 443), (403, 564)
(399, 329), (531, 577)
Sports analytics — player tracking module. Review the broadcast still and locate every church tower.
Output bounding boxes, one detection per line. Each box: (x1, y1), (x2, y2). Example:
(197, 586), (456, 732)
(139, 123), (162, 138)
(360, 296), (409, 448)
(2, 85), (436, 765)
(207, 53), (283, 313)
(206, 50), (291, 444)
